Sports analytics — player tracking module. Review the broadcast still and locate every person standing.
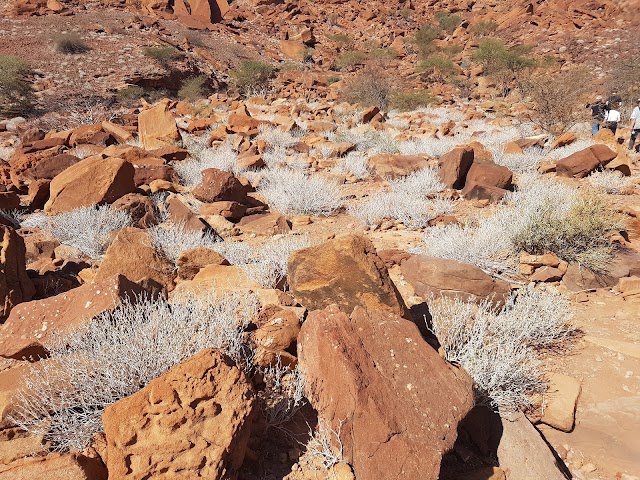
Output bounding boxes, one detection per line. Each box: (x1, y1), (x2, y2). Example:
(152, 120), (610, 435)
(602, 103), (621, 135)
(629, 98), (640, 151)
(587, 95), (606, 135)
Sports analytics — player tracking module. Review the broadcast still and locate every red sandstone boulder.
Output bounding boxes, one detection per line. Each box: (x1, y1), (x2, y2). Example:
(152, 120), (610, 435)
(464, 162), (513, 190)
(0, 453), (107, 480)
(0, 275), (145, 359)
(298, 305), (474, 480)
(137, 101), (179, 150)
(102, 348), (255, 480)
(0, 226), (35, 320)
(555, 144), (617, 178)
(438, 146), (474, 189)
(192, 168), (250, 203)
(44, 157), (136, 214)
(288, 234), (409, 318)
(400, 255), (510, 305)
(111, 193), (158, 228)
(367, 154), (430, 179)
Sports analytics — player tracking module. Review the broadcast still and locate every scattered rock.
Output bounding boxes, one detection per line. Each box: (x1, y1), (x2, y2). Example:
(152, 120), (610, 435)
(0, 226), (35, 320)
(400, 255), (510, 305)
(555, 145), (617, 178)
(298, 305), (474, 480)
(288, 234), (410, 318)
(367, 154), (430, 179)
(192, 168), (250, 203)
(102, 348), (255, 480)
(438, 146), (474, 189)
(44, 157), (136, 214)
(541, 373), (581, 432)
(137, 101), (179, 150)
(0, 453), (107, 480)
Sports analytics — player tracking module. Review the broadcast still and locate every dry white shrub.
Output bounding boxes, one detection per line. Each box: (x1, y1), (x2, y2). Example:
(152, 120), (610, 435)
(349, 168), (451, 228)
(21, 205), (131, 260)
(329, 129), (399, 154)
(11, 291), (259, 452)
(305, 420), (344, 469)
(492, 148), (546, 174)
(588, 170), (636, 194)
(213, 235), (312, 288)
(257, 124), (306, 149)
(425, 173), (621, 273)
(397, 135), (463, 158)
(334, 152), (370, 180)
(176, 141), (240, 185)
(149, 223), (221, 265)
(429, 287), (575, 411)
(258, 358), (306, 429)
(545, 138), (595, 161)
(258, 168), (343, 216)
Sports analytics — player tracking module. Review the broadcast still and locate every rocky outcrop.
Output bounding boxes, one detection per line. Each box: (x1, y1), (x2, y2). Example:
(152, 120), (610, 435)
(298, 305), (474, 480)
(401, 255), (510, 305)
(0, 226), (35, 320)
(44, 157), (136, 214)
(0, 453), (107, 480)
(367, 154), (430, 179)
(288, 234), (409, 318)
(102, 348), (255, 480)
(0, 275), (145, 359)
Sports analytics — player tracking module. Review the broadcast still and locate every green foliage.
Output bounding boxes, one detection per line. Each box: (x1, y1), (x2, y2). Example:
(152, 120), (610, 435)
(341, 66), (393, 109)
(114, 85), (145, 104)
(142, 46), (183, 64)
(471, 20), (498, 37)
(473, 38), (537, 75)
(335, 50), (368, 70)
(327, 33), (352, 44)
(397, 8), (413, 19)
(0, 55), (34, 116)
(434, 11), (462, 33)
(412, 24), (441, 57)
(511, 192), (622, 272)
(327, 76), (340, 84)
(178, 75), (210, 101)
(230, 60), (275, 94)
(419, 56), (458, 82)
(442, 44), (464, 56)
(390, 90), (440, 111)
(53, 33), (89, 54)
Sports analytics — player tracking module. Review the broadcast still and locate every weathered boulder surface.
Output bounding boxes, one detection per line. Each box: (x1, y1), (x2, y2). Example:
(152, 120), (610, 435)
(555, 144), (617, 178)
(0, 453), (107, 480)
(497, 412), (567, 480)
(137, 101), (179, 150)
(438, 146), (474, 189)
(192, 168), (250, 203)
(367, 154), (430, 179)
(464, 162), (513, 190)
(401, 255), (510, 305)
(0, 275), (145, 359)
(94, 227), (175, 292)
(0, 226), (35, 320)
(541, 373), (581, 432)
(298, 305), (474, 480)
(102, 348), (255, 480)
(288, 234), (409, 318)
(44, 156), (136, 214)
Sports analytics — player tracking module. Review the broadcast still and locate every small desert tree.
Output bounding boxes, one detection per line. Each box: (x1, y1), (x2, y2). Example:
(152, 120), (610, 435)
(519, 69), (591, 134)
(0, 55), (34, 116)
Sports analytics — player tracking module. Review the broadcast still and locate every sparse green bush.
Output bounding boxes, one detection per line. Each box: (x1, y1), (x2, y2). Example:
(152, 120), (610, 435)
(471, 20), (498, 37)
(142, 46), (183, 64)
(53, 33), (89, 54)
(0, 55), (34, 116)
(335, 50), (368, 70)
(327, 76), (340, 84)
(341, 66), (393, 109)
(230, 60), (275, 94)
(327, 33), (352, 45)
(434, 11), (462, 33)
(473, 38), (536, 75)
(412, 24), (441, 57)
(115, 85), (146, 104)
(418, 56), (458, 82)
(390, 90), (440, 111)
(178, 75), (210, 101)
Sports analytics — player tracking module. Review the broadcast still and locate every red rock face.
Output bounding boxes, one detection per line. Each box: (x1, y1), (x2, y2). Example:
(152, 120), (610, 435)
(298, 305), (475, 480)
(102, 348), (255, 480)
(0, 226), (35, 322)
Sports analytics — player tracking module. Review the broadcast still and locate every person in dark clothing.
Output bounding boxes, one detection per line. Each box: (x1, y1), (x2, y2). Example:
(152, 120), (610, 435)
(586, 95), (606, 135)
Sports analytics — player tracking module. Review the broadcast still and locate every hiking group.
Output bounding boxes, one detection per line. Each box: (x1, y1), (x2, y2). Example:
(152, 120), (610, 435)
(588, 95), (640, 152)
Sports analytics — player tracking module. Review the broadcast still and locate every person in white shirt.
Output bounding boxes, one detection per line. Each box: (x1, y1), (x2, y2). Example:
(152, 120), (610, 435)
(602, 105), (621, 135)
(629, 98), (640, 151)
